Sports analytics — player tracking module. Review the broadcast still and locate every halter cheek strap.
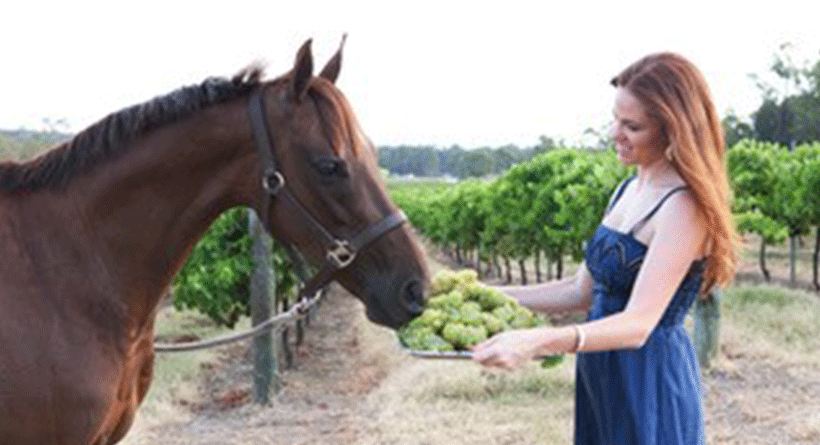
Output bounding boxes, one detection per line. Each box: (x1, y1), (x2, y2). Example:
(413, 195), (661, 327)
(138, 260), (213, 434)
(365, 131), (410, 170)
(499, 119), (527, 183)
(247, 88), (407, 301)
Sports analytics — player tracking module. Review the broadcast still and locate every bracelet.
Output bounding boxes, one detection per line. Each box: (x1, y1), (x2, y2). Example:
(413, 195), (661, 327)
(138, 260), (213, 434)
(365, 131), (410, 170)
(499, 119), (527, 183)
(573, 324), (586, 353)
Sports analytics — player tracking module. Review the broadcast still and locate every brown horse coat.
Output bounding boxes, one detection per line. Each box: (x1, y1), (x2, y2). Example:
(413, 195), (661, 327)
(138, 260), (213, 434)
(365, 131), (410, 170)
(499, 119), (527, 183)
(0, 40), (427, 444)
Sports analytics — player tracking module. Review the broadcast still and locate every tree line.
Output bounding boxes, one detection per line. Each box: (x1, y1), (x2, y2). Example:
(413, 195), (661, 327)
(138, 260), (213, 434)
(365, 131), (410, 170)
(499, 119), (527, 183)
(378, 135), (560, 179)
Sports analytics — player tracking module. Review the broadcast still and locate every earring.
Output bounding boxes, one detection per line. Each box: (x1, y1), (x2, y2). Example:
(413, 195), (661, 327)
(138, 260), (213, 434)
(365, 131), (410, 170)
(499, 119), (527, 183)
(665, 145), (674, 161)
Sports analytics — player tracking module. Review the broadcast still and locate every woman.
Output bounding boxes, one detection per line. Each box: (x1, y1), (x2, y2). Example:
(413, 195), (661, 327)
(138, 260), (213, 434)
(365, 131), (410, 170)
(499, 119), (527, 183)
(472, 52), (737, 444)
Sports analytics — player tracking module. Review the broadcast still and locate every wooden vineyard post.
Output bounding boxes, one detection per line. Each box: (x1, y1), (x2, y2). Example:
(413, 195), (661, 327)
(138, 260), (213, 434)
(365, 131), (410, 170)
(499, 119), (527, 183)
(249, 211), (278, 403)
(694, 287), (722, 369)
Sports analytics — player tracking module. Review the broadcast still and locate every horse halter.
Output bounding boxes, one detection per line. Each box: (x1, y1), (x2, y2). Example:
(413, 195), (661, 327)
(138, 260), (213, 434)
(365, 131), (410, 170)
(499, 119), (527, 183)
(247, 89), (407, 302)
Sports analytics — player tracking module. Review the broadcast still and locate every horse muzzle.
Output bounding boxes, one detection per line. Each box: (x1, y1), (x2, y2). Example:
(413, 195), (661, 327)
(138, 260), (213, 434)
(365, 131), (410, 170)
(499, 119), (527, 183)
(365, 277), (426, 329)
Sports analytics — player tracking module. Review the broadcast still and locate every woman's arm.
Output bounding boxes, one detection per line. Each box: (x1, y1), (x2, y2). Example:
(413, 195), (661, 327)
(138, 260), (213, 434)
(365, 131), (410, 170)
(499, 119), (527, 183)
(473, 191), (707, 369)
(496, 264), (594, 314)
(577, 190), (706, 350)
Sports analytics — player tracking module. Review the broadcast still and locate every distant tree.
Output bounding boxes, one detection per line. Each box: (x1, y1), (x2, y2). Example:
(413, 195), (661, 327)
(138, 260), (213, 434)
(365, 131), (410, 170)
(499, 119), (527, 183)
(582, 125), (615, 150)
(462, 149), (494, 178)
(533, 135), (557, 155)
(722, 110), (755, 148)
(753, 98), (791, 145)
(788, 87), (820, 143)
(378, 139), (553, 178)
(378, 145), (440, 176)
(751, 43), (820, 147)
(493, 145), (519, 173)
(442, 144), (466, 177)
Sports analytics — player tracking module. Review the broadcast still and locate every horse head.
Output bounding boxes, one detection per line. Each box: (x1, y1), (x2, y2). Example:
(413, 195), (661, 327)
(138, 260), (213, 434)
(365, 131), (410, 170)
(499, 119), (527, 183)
(249, 38), (428, 329)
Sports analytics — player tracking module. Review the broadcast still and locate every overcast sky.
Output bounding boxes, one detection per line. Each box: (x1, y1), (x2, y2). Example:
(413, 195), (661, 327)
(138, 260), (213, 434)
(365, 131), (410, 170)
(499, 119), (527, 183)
(3, 0), (820, 148)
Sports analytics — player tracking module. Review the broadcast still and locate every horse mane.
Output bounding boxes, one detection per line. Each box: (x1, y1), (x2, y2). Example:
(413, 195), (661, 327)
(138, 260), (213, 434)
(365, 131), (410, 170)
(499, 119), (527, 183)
(0, 65), (265, 192)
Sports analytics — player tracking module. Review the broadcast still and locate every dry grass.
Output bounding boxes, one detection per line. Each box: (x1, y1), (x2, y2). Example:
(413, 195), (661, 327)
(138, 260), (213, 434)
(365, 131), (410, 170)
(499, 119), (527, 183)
(358, 361), (574, 445)
(703, 284), (820, 445)
(350, 305), (575, 445)
(121, 309), (251, 443)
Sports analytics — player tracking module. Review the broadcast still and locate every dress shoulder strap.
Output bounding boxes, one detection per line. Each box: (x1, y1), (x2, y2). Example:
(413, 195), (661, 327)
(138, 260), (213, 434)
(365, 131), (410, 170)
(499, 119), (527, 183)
(628, 185), (688, 236)
(605, 175), (636, 215)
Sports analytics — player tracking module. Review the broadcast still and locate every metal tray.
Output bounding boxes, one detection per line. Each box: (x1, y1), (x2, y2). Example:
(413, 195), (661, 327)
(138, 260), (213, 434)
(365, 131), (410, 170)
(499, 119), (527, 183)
(403, 347), (567, 368)
(406, 349), (476, 359)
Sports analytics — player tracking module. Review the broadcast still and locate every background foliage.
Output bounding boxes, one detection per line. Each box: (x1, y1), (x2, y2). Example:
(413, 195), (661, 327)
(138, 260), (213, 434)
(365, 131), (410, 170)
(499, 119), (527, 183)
(172, 207), (302, 327)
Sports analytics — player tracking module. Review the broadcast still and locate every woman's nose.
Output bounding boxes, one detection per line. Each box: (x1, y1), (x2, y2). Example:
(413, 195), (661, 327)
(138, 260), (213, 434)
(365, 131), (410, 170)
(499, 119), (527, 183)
(609, 123), (620, 141)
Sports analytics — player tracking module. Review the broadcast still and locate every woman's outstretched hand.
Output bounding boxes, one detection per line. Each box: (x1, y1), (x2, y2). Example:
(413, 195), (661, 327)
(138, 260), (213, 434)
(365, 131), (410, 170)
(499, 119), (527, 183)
(471, 329), (543, 371)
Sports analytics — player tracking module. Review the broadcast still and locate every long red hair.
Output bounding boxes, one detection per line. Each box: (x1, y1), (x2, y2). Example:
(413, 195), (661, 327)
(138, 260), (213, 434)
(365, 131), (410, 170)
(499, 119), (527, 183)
(611, 52), (737, 291)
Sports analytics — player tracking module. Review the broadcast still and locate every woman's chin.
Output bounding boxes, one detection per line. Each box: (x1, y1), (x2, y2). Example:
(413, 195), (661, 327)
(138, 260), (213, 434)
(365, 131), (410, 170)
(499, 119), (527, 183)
(616, 150), (635, 165)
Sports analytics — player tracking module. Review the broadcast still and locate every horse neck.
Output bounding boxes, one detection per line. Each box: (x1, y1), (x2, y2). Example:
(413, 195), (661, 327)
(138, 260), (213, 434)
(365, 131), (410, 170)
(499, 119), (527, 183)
(66, 100), (259, 322)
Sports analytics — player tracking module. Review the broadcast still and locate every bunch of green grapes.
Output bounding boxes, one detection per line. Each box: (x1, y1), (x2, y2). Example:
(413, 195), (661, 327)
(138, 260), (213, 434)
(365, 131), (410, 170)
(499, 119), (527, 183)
(398, 268), (545, 352)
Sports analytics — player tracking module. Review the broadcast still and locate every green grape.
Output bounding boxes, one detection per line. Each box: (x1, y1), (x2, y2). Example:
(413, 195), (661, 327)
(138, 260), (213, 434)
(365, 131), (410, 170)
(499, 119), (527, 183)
(492, 304), (518, 324)
(459, 282), (485, 302)
(509, 305), (537, 329)
(415, 308), (448, 331)
(429, 270), (461, 295)
(441, 322), (488, 349)
(450, 301), (480, 325)
(398, 325), (436, 349)
(406, 267), (553, 352)
(428, 290), (464, 311)
(455, 268), (478, 285)
(460, 325), (489, 348)
(481, 312), (505, 335)
(424, 334), (455, 352)
(400, 326), (454, 352)
(476, 287), (515, 311)
(441, 322), (468, 346)
(404, 315), (427, 330)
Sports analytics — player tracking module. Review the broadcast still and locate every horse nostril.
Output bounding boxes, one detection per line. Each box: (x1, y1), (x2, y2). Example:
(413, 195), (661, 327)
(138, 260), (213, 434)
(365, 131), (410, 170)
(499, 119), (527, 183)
(401, 279), (425, 315)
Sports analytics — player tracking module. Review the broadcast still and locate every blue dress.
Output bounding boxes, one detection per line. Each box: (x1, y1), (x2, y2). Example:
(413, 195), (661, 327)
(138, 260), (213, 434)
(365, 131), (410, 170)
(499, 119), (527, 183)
(575, 177), (706, 445)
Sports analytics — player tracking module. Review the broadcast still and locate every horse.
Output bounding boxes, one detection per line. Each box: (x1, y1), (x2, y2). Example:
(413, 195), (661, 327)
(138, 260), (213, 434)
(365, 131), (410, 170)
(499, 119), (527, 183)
(0, 39), (429, 445)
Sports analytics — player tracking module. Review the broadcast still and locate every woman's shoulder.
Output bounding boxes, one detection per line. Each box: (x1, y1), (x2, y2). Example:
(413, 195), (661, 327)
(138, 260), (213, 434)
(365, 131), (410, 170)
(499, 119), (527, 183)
(651, 187), (709, 254)
(659, 186), (699, 218)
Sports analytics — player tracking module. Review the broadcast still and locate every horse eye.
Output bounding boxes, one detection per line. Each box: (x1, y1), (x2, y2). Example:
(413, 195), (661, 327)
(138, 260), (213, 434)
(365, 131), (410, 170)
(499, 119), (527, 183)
(314, 158), (347, 177)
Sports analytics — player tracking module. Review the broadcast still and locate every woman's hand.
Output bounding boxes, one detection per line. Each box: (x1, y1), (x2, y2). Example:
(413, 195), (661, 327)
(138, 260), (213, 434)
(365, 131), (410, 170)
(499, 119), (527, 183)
(471, 328), (545, 371)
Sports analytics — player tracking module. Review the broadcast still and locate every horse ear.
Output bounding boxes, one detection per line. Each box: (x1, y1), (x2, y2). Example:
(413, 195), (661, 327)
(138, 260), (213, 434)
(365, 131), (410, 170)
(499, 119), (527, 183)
(290, 39), (313, 101)
(319, 34), (347, 83)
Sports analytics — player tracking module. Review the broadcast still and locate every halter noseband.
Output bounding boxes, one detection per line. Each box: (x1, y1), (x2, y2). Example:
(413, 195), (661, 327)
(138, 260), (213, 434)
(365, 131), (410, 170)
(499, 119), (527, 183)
(247, 89), (407, 301)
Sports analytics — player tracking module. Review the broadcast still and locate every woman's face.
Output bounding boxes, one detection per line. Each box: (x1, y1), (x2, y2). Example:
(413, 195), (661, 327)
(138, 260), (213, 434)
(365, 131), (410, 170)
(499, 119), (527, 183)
(610, 87), (666, 166)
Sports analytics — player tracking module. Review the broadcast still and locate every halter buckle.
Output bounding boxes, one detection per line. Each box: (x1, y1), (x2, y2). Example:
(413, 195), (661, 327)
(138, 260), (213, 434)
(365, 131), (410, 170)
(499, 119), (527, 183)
(327, 240), (356, 268)
(261, 171), (285, 195)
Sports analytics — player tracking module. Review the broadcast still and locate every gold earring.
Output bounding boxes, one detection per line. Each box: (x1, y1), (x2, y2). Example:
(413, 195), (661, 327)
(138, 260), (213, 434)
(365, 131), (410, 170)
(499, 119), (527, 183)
(665, 145), (674, 161)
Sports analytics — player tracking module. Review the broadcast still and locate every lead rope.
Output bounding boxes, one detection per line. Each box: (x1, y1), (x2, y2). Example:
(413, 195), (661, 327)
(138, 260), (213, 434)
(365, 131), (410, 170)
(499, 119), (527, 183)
(154, 289), (324, 352)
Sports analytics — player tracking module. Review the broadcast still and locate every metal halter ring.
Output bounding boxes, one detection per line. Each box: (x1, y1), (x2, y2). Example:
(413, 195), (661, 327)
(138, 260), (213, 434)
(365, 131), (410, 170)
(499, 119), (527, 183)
(326, 240), (356, 268)
(261, 171), (285, 194)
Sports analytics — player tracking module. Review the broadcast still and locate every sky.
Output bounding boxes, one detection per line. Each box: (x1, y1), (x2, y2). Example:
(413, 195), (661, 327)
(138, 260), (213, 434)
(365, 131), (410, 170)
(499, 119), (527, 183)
(2, 0), (820, 149)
